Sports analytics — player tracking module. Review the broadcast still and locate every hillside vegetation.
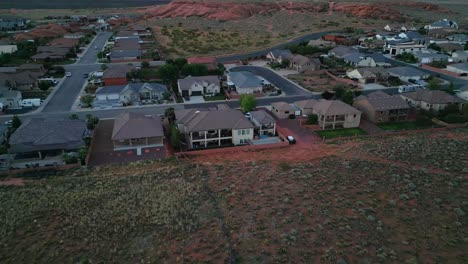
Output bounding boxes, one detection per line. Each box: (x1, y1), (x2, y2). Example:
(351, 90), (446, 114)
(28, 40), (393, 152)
(1, 128), (467, 263)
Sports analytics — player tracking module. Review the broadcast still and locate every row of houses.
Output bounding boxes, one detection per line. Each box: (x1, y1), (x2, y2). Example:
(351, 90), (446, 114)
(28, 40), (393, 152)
(266, 49), (321, 73)
(108, 26), (153, 62)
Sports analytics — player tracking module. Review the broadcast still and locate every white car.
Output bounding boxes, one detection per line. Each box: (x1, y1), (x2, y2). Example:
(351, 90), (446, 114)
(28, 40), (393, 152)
(66, 72), (72, 77)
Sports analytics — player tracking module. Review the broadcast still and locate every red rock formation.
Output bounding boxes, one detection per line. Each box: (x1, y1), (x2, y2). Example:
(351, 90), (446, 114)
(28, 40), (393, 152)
(141, 1), (406, 22)
(14, 24), (69, 41)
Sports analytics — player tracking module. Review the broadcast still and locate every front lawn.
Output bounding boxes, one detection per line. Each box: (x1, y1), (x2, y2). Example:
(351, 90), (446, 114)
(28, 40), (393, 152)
(317, 128), (367, 139)
(378, 120), (437, 131)
(204, 94), (226, 101)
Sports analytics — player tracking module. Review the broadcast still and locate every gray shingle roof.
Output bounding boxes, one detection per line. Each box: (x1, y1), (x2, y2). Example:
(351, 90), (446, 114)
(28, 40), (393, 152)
(178, 75), (220, 91)
(250, 110), (275, 125)
(112, 112), (164, 140)
(176, 109), (254, 132)
(227, 71), (262, 89)
(313, 100), (361, 116)
(9, 118), (87, 153)
(295, 99), (318, 110)
(386, 66), (425, 77)
(269, 49), (293, 59)
(356, 91), (410, 111)
(402, 89), (464, 104)
(95, 85), (126, 95)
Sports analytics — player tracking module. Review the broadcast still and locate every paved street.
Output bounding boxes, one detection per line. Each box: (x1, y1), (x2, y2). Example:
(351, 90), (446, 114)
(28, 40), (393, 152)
(41, 32), (111, 113)
(230, 66), (311, 96)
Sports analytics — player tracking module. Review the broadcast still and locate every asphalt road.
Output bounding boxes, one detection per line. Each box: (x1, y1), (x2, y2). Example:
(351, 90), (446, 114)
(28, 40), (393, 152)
(41, 32), (111, 113)
(217, 31), (332, 63)
(230, 66), (311, 96)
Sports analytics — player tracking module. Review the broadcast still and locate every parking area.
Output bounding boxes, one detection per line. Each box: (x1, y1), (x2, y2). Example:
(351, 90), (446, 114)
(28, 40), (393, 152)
(276, 118), (321, 144)
(88, 120), (166, 166)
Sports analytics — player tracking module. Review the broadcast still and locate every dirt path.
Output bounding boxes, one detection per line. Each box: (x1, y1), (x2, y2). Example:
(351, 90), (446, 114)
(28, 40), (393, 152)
(0, 178), (25, 186)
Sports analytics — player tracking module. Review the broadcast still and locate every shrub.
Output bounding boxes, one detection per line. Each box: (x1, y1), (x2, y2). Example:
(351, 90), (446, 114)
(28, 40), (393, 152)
(307, 114), (318, 125)
(441, 113), (468, 124)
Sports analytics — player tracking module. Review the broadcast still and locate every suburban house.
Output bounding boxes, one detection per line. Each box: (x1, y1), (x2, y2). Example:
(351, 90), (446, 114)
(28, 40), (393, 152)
(346, 67), (388, 84)
(343, 53), (378, 67)
(367, 53), (391, 67)
(249, 110), (276, 136)
(313, 100), (361, 130)
(0, 40), (17, 54)
(111, 112), (164, 151)
(425, 19), (458, 30)
(266, 49), (293, 64)
(226, 71), (264, 94)
(308, 38), (336, 49)
(187, 57), (217, 70)
(353, 91), (410, 123)
(110, 38), (143, 62)
(328, 46), (358, 58)
(131, 25), (152, 36)
(0, 85), (22, 110)
(95, 82), (167, 105)
(289, 55), (320, 72)
(401, 89), (465, 111)
(109, 50), (141, 61)
(386, 66), (429, 82)
(0, 71), (39, 90)
(31, 46), (70, 61)
(384, 24), (415, 32)
(175, 108), (255, 149)
(0, 16), (26, 31)
(447, 34), (468, 44)
(438, 43), (464, 53)
(295, 99), (318, 116)
(383, 41), (425, 55)
(115, 31), (140, 40)
(16, 63), (46, 75)
(271, 102), (294, 119)
(64, 32), (85, 39)
(177, 75), (220, 98)
(446, 62), (468, 75)
(103, 65), (134, 85)
(450, 51), (468, 63)
(413, 51), (450, 64)
(8, 118), (88, 164)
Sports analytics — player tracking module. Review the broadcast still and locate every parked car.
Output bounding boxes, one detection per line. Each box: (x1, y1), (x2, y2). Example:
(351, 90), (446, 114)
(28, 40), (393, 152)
(286, 136), (296, 144)
(83, 73), (89, 78)
(4, 120), (12, 127)
(66, 72), (72, 77)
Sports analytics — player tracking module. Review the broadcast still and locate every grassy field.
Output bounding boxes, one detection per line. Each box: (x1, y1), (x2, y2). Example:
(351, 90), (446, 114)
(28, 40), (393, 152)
(378, 120), (438, 131)
(1, 128), (467, 263)
(318, 128), (368, 139)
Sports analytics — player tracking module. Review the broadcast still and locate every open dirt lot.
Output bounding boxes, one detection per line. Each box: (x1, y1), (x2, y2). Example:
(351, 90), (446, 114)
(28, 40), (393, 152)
(1, 127), (466, 263)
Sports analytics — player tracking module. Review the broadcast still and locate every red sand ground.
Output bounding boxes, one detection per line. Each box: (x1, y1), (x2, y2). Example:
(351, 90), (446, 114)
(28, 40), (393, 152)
(0, 178), (25, 186)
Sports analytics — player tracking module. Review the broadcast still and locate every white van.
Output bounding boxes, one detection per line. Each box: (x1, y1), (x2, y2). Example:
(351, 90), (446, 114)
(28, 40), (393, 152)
(20, 99), (41, 107)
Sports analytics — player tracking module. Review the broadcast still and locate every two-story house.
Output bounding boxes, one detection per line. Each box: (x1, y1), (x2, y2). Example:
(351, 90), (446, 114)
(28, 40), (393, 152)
(353, 91), (410, 123)
(95, 82), (167, 106)
(175, 108), (254, 149)
(400, 89), (465, 112)
(313, 100), (362, 130)
(250, 110), (276, 136)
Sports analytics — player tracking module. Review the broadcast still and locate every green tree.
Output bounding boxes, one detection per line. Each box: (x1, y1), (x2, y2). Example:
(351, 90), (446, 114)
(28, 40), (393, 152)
(428, 43), (441, 52)
(53, 66), (65, 75)
(239, 94), (256, 112)
(11, 115), (21, 130)
(69, 113), (79, 120)
(464, 41), (468, 51)
(427, 78), (440, 90)
(86, 114), (99, 130)
(158, 64), (179, 84)
(170, 124), (180, 151)
(165, 107), (175, 123)
(141, 61), (150, 68)
(162, 91), (172, 100)
(101, 64), (108, 71)
(173, 58), (188, 70)
(395, 52), (418, 63)
(307, 114), (318, 125)
(333, 85), (346, 99)
(181, 63), (209, 76)
(96, 51), (104, 59)
(38, 80), (52, 91)
(341, 90), (354, 105)
(80, 95), (94, 108)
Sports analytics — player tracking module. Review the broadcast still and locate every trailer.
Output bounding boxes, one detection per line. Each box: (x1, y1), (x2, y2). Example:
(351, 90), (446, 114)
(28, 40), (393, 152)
(20, 99), (41, 107)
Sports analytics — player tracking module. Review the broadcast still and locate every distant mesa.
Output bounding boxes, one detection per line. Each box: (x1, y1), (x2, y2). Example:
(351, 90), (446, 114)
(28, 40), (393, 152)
(141, 1), (409, 22)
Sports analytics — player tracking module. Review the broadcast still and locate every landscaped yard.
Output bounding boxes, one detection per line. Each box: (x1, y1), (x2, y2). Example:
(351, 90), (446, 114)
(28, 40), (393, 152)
(317, 127), (367, 139)
(377, 120), (437, 131)
(204, 94), (226, 101)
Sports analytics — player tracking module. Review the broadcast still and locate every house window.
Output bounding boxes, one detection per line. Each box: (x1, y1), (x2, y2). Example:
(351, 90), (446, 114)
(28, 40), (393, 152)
(285, 111), (290, 114)
(240, 139), (244, 144)
(237, 130), (241, 135)
(353, 114), (356, 118)
(246, 129), (250, 135)
(242, 130), (245, 135)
